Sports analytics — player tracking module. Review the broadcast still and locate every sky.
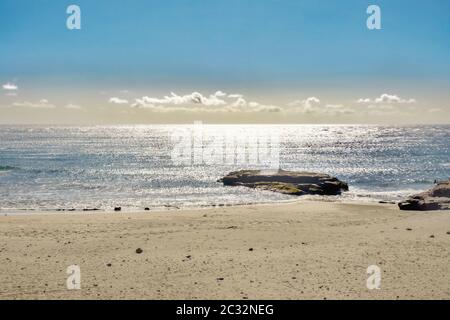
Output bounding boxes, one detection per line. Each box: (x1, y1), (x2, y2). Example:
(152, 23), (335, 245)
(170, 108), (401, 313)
(0, 0), (449, 124)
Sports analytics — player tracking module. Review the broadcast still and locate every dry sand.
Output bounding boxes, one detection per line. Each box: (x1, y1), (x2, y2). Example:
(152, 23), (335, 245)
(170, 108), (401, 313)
(0, 201), (449, 300)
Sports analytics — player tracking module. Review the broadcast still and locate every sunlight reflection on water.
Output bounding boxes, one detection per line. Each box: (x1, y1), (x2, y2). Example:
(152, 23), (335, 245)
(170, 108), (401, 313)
(0, 124), (448, 211)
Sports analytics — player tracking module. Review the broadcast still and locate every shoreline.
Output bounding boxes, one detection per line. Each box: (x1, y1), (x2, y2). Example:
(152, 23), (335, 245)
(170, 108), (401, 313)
(1, 200), (449, 299)
(0, 196), (398, 216)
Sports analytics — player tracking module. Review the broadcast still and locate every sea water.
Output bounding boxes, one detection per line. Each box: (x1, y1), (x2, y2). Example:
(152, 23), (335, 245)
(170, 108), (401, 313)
(0, 124), (448, 212)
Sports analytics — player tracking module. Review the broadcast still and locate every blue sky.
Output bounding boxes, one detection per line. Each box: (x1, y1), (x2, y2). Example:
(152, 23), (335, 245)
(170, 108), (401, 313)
(1, 0), (449, 124)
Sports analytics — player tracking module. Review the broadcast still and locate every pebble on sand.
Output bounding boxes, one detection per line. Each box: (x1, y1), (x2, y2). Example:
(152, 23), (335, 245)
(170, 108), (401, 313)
(135, 248), (143, 254)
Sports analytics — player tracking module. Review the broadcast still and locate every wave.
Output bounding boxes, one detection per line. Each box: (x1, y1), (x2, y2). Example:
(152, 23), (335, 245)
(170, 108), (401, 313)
(0, 165), (17, 172)
(344, 187), (426, 202)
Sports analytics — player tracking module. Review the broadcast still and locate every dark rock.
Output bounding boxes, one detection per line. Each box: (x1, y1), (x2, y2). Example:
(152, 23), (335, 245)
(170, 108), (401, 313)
(219, 169), (348, 196)
(106, 263), (112, 267)
(144, 207), (150, 211)
(114, 207), (122, 212)
(135, 248), (143, 254)
(398, 180), (450, 211)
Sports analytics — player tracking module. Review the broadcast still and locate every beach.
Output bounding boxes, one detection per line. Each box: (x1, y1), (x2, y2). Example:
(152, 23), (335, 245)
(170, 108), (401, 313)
(1, 201), (449, 300)
(2, 0), (450, 306)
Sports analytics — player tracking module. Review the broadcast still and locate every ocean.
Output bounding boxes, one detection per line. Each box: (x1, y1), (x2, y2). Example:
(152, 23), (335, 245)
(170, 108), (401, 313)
(0, 124), (449, 212)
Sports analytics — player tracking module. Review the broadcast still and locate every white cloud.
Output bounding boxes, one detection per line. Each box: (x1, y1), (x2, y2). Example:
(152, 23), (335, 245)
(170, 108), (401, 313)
(123, 91), (423, 116)
(227, 93), (243, 99)
(109, 97), (129, 104)
(357, 93), (416, 104)
(2, 83), (18, 90)
(134, 91), (227, 108)
(288, 97), (319, 112)
(287, 97), (353, 115)
(214, 90), (227, 97)
(356, 93), (417, 116)
(13, 99), (55, 109)
(131, 91), (281, 113)
(288, 96), (320, 106)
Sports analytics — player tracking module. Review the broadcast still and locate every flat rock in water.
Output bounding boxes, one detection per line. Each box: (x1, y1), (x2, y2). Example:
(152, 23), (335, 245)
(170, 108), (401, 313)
(219, 169), (348, 196)
(398, 180), (450, 211)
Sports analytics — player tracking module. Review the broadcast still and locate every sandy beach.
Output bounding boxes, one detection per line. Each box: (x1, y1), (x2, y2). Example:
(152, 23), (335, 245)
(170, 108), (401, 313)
(0, 200), (449, 300)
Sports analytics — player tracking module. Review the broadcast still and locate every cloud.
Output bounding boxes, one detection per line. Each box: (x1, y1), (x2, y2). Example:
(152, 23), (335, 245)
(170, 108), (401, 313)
(288, 97), (320, 111)
(356, 93), (418, 116)
(109, 97), (129, 104)
(227, 93), (243, 99)
(357, 93), (416, 104)
(117, 91), (422, 116)
(131, 92), (359, 114)
(131, 91), (281, 112)
(13, 99), (55, 109)
(214, 90), (227, 97)
(287, 97), (354, 115)
(133, 91), (227, 108)
(2, 83), (18, 90)
(322, 104), (355, 115)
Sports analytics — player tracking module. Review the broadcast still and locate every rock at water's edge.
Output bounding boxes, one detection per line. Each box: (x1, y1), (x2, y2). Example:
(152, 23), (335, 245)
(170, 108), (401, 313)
(219, 169), (348, 196)
(398, 180), (450, 211)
